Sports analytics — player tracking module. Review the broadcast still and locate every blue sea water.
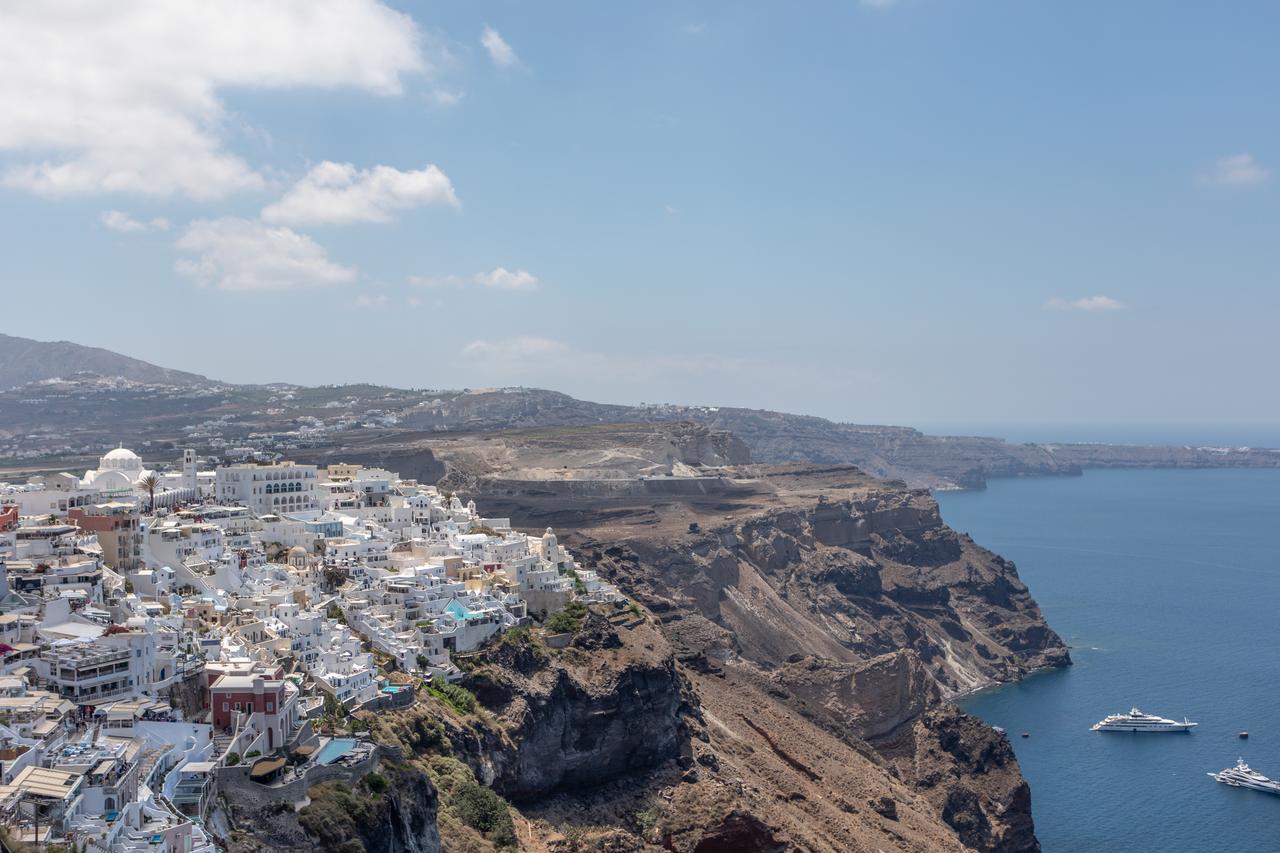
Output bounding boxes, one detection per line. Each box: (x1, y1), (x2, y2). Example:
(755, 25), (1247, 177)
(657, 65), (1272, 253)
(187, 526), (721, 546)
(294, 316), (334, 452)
(935, 468), (1280, 853)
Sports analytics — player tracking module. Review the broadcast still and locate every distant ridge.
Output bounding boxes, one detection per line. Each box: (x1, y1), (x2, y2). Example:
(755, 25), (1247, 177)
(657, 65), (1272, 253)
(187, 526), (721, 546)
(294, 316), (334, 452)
(0, 332), (209, 390)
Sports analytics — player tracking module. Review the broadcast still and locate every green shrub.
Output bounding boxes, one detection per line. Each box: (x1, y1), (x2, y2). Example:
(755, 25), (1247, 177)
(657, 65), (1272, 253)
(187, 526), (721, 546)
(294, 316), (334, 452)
(635, 797), (664, 836)
(426, 679), (478, 715)
(245, 750), (261, 759)
(225, 752), (240, 766)
(498, 626), (532, 648)
(363, 772), (389, 794)
(453, 779), (516, 847)
(545, 600), (588, 634)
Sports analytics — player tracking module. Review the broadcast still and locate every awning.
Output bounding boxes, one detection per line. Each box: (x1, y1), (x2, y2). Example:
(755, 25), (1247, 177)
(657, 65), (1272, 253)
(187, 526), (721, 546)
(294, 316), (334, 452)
(249, 757), (286, 779)
(292, 745), (316, 757)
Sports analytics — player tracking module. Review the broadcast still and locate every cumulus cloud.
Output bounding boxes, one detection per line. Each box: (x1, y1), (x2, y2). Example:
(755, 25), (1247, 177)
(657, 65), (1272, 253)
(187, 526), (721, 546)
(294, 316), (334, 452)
(262, 161), (458, 225)
(472, 267), (539, 290)
(174, 217), (356, 292)
(481, 26), (519, 68)
(99, 210), (170, 233)
(0, 1), (426, 199)
(410, 267), (541, 291)
(1198, 153), (1270, 188)
(462, 336), (568, 360)
(1045, 295), (1125, 313)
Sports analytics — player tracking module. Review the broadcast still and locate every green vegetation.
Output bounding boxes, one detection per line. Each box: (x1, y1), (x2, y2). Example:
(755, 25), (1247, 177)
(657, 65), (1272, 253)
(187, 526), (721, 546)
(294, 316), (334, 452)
(627, 602), (644, 619)
(225, 752), (240, 767)
(498, 626), (532, 648)
(544, 600), (588, 634)
(325, 602), (348, 624)
(428, 756), (516, 849)
(635, 797), (665, 836)
(298, 780), (383, 853)
(470, 524), (500, 537)
(363, 771), (389, 794)
(244, 750), (261, 759)
(426, 678), (479, 715)
(453, 780), (516, 846)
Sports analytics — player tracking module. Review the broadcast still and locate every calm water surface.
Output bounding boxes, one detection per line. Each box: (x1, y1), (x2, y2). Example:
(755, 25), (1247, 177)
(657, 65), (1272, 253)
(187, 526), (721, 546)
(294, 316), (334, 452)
(936, 469), (1280, 853)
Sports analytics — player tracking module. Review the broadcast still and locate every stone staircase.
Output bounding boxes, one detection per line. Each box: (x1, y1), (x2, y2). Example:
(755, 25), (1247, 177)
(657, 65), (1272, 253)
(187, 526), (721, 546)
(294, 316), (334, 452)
(211, 731), (234, 761)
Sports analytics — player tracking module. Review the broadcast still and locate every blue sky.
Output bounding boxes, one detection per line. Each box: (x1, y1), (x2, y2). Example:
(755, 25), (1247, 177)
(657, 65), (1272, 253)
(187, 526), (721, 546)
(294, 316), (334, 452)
(0, 1), (1276, 428)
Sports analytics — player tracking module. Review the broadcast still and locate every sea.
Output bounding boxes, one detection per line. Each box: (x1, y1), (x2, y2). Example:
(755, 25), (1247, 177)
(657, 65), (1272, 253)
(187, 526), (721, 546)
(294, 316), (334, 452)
(935, 467), (1280, 852)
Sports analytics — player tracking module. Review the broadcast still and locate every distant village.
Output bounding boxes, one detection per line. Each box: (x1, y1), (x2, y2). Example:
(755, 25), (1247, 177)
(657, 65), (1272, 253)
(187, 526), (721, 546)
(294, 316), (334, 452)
(0, 445), (621, 850)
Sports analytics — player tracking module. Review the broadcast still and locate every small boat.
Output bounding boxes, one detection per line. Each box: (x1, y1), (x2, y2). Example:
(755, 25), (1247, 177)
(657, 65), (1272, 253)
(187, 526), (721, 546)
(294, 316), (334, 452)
(1021, 732), (1030, 738)
(1091, 707), (1197, 733)
(1238, 731), (1249, 739)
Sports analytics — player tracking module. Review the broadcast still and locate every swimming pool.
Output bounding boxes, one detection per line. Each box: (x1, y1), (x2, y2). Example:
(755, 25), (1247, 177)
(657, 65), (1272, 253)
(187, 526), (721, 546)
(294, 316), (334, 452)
(314, 738), (357, 765)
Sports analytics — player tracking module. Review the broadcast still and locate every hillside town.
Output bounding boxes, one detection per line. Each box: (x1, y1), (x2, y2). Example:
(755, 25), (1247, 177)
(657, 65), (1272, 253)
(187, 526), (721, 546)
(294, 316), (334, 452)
(0, 445), (621, 850)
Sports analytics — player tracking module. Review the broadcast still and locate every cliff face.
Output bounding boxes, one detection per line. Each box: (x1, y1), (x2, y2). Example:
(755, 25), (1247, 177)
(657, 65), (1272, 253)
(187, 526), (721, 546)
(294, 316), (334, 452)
(226, 461), (1062, 852)
(371, 602), (1043, 853)
(419, 464), (1063, 851)
(456, 614), (688, 802)
(583, 482), (1067, 696)
(220, 760), (442, 853)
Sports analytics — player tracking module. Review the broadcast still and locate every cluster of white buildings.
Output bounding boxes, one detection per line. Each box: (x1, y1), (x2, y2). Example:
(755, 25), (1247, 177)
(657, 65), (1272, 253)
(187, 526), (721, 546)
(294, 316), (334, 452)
(0, 445), (621, 850)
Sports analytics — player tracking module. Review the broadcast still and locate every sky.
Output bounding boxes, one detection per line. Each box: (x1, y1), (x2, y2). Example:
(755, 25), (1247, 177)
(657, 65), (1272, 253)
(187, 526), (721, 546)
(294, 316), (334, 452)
(0, 0), (1277, 429)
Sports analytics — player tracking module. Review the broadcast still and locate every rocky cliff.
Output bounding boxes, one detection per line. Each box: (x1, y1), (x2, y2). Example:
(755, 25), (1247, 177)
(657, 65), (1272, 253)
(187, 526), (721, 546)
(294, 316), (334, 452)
(359, 596), (1044, 852)
(224, 458), (1064, 851)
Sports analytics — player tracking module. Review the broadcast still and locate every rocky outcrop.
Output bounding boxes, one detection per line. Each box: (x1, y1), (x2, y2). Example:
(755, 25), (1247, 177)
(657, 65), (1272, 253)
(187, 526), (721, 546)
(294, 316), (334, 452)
(586, 483), (1068, 696)
(457, 618), (688, 802)
(220, 761), (441, 853)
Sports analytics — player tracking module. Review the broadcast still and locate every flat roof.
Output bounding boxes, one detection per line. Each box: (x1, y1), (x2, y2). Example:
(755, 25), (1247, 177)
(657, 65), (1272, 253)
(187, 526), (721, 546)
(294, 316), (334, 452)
(0, 766), (81, 800)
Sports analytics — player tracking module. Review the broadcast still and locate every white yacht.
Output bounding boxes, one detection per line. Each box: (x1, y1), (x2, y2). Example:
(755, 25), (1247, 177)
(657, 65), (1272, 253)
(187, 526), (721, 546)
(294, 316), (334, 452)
(1091, 707), (1197, 732)
(1208, 759), (1280, 795)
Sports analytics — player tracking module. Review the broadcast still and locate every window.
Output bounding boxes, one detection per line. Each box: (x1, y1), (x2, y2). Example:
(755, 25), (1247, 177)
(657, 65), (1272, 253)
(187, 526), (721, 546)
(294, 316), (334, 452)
(222, 702), (229, 711)
(266, 701), (274, 712)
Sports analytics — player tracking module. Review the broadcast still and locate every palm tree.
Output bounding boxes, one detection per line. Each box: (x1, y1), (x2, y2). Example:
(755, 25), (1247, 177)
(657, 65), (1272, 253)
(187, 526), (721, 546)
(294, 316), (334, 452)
(138, 473), (160, 511)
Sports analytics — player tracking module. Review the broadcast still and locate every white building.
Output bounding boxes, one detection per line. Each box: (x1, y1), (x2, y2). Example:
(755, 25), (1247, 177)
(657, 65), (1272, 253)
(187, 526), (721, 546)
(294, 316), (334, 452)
(214, 462), (319, 516)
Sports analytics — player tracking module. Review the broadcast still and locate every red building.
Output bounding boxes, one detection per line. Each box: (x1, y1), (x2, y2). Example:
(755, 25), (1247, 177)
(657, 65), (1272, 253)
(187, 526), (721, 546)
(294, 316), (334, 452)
(210, 675), (285, 727)
(209, 672), (300, 752)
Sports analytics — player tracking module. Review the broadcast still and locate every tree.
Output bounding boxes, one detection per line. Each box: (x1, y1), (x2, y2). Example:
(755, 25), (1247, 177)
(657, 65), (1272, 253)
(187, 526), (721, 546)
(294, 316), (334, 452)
(138, 473), (160, 511)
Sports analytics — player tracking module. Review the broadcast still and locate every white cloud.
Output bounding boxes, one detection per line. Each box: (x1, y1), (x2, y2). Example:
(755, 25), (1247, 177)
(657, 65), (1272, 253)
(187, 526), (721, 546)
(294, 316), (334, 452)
(410, 267), (541, 291)
(1045, 295), (1125, 313)
(0, 1), (426, 199)
(430, 88), (464, 107)
(683, 23), (708, 35)
(473, 267), (540, 290)
(174, 217), (356, 292)
(262, 161), (458, 225)
(99, 210), (170, 233)
(481, 26), (519, 68)
(353, 294), (390, 308)
(1198, 153), (1270, 188)
(462, 336), (568, 360)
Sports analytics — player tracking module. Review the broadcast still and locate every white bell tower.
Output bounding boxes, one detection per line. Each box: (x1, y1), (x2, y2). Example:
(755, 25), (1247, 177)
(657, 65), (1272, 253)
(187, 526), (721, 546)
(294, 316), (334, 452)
(181, 449), (198, 491)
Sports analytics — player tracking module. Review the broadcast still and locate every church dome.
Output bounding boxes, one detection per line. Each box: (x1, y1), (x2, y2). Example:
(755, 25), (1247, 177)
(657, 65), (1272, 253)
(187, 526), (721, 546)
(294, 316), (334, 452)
(101, 447), (142, 471)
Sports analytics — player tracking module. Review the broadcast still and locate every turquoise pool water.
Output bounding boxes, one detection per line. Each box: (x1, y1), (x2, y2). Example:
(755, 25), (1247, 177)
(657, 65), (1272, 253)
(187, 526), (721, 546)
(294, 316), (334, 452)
(446, 600), (474, 619)
(314, 738), (357, 765)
